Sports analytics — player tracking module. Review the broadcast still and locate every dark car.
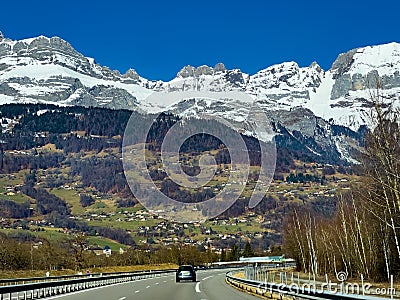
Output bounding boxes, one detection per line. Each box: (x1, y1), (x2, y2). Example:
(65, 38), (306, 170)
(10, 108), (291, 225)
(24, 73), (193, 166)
(176, 265), (196, 282)
(196, 265), (207, 270)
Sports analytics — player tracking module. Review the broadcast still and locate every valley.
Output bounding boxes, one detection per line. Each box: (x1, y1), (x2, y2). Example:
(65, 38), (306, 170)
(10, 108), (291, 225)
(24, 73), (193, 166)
(0, 103), (356, 257)
(0, 30), (399, 285)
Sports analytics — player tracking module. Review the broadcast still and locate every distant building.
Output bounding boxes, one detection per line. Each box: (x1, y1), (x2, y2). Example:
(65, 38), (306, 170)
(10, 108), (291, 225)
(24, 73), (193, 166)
(103, 245), (112, 256)
(89, 246), (103, 256)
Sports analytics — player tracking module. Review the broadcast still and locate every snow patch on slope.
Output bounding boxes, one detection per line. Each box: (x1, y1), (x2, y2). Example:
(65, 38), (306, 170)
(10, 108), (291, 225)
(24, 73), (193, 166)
(349, 42), (400, 76)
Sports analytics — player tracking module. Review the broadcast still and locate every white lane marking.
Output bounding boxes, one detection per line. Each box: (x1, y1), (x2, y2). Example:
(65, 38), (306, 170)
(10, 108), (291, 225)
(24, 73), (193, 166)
(118, 298), (126, 300)
(155, 282), (159, 285)
(202, 275), (214, 281)
(146, 285), (150, 289)
(195, 282), (201, 293)
(163, 280), (167, 283)
(44, 274), (173, 299)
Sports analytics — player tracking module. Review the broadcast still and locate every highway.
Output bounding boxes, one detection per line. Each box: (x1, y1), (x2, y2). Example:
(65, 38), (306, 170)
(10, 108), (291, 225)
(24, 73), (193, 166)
(43, 268), (259, 300)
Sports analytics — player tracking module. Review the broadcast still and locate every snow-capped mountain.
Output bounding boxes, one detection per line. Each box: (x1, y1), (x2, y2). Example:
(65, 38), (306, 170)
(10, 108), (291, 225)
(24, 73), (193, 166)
(145, 43), (400, 132)
(0, 31), (399, 162)
(0, 32), (151, 110)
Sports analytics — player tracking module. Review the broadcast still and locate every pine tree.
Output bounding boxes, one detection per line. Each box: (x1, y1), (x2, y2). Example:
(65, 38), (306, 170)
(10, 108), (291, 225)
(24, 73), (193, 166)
(220, 249), (226, 262)
(242, 241), (254, 257)
(228, 243), (240, 261)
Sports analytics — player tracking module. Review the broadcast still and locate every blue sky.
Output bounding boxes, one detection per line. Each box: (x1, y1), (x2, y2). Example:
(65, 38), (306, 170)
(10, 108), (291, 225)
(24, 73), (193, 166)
(0, 0), (399, 81)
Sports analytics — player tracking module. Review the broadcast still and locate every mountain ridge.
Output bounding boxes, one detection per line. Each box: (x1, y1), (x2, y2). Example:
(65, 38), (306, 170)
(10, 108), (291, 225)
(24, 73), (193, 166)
(0, 32), (398, 162)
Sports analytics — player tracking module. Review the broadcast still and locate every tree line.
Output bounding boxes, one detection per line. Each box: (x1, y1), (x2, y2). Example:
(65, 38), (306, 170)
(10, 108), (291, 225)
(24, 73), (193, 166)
(0, 231), (261, 272)
(284, 86), (400, 282)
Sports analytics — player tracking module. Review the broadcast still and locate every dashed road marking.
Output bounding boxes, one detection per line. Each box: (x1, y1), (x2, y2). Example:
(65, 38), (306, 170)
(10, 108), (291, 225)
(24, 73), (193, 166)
(202, 275), (214, 281)
(118, 297), (126, 300)
(195, 282), (201, 293)
(134, 290), (140, 293)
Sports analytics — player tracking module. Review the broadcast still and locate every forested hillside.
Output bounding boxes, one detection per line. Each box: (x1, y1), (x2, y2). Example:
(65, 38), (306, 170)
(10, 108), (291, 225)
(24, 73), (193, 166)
(0, 103), (358, 272)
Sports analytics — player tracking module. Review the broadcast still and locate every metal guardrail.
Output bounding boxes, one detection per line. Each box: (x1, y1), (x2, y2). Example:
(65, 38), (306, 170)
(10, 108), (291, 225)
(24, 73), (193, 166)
(226, 271), (390, 300)
(0, 269), (176, 300)
(0, 269), (175, 286)
(0, 274), (93, 286)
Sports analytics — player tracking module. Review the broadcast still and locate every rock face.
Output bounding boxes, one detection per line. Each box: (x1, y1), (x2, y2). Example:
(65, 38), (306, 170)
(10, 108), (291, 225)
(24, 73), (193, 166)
(330, 45), (400, 99)
(0, 34), (150, 110)
(327, 42), (400, 128)
(168, 63), (248, 92)
(0, 32), (400, 162)
(177, 64), (226, 78)
(247, 61), (324, 107)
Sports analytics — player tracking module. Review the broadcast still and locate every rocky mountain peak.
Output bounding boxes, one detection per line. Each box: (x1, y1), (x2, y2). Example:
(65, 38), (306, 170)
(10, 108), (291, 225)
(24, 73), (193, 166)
(331, 42), (400, 77)
(195, 65), (213, 76)
(309, 61), (322, 72)
(214, 62), (226, 73)
(330, 42), (400, 100)
(330, 48), (357, 78)
(123, 68), (140, 80)
(0, 34), (82, 60)
(176, 65), (196, 78)
(250, 61), (302, 88)
(1, 32), (400, 150)
(176, 63), (228, 78)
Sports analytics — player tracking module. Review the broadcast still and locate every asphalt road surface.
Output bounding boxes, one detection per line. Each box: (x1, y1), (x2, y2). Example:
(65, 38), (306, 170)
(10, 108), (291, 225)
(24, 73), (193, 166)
(43, 268), (259, 300)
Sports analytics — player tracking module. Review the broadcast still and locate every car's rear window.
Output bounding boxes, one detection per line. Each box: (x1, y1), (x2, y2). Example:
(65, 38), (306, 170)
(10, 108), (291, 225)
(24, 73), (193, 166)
(179, 266), (193, 271)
